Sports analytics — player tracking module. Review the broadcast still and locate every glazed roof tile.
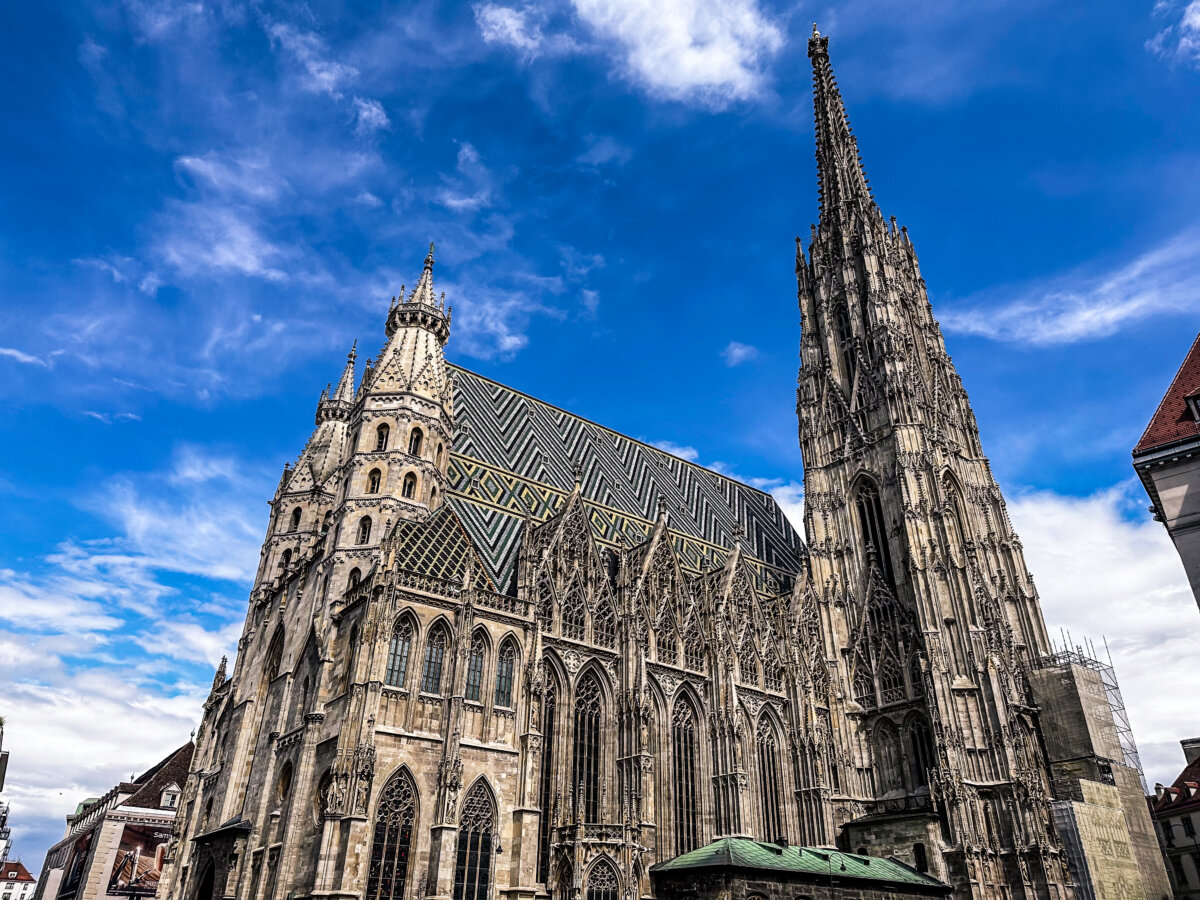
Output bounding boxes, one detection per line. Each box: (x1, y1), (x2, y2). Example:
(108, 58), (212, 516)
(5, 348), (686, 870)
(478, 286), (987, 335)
(650, 837), (948, 893)
(1134, 333), (1200, 455)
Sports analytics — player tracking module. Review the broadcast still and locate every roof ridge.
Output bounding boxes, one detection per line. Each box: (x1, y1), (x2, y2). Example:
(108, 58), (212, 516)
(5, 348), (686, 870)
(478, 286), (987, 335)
(446, 362), (778, 500)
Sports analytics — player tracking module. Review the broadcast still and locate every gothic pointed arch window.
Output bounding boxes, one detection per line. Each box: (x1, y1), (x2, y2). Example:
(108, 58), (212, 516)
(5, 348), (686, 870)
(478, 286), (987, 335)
(494, 640), (516, 708)
(572, 672), (603, 823)
(385, 619), (413, 688)
(409, 428), (424, 457)
(376, 423), (390, 452)
(878, 653), (905, 705)
(756, 718), (784, 844)
(402, 473), (417, 500)
(537, 576), (555, 630)
(368, 469), (382, 494)
(265, 627), (285, 684)
(854, 481), (896, 593)
(907, 718), (934, 789)
(421, 625), (449, 695)
(280, 548), (292, 570)
(656, 621), (678, 665)
(367, 768), (418, 900)
(594, 600), (616, 648)
(453, 783), (495, 900)
(536, 677), (557, 885)
(465, 633), (486, 702)
(764, 647), (783, 692)
(358, 516), (373, 545)
(321, 511), (333, 534)
(585, 858), (619, 900)
(348, 568), (362, 589)
(683, 620), (704, 671)
(562, 584), (586, 641)
(671, 697), (700, 854)
(290, 507), (303, 531)
(908, 655), (925, 697)
(874, 722), (903, 794)
(436, 443), (445, 467)
(853, 656), (876, 709)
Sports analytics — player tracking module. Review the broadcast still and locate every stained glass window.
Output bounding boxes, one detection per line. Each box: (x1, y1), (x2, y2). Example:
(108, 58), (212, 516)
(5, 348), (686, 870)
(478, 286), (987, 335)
(757, 719), (783, 843)
(452, 784), (494, 900)
(494, 641), (516, 707)
(368, 769), (417, 900)
(572, 673), (602, 823)
(386, 621), (413, 688)
(421, 626), (448, 695)
(672, 699), (699, 854)
(465, 634), (486, 702)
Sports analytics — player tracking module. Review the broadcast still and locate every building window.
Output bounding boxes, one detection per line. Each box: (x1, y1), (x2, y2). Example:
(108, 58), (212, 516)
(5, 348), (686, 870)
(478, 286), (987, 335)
(683, 622), (704, 671)
(572, 672), (603, 823)
(348, 568), (362, 589)
(321, 511), (332, 534)
(563, 586), (586, 641)
(594, 602), (616, 649)
(161, 789), (180, 809)
(537, 681), (556, 885)
(280, 548), (292, 570)
(403, 473), (417, 500)
(913, 843), (928, 874)
(494, 641), (516, 708)
(376, 424), (390, 451)
(879, 654), (905, 704)
(855, 482), (896, 593)
(853, 656), (876, 709)
(421, 626), (448, 694)
(465, 634), (486, 702)
(452, 783), (495, 900)
(656, 624), (677, 664)
(764, 650), (782, 692)
(757, 719), (784, 843)
(585, 858), (619, 900)
(276, 762), (294, 803)
(367, 469), (382, 493)
(672, 697), (700, 854)
(907, 718), (934, 788)
(290, 507), (302, 531)
(386, 620), (414, 688)
(358, 516), (373, 545)
(436, 443), (445, 466)
(368, 769), (418, 900)
(409, 428), (424, 456)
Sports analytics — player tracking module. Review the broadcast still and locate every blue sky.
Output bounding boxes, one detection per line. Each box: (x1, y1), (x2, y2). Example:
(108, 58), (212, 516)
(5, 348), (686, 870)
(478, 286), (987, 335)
(3, 0), (1200, 867)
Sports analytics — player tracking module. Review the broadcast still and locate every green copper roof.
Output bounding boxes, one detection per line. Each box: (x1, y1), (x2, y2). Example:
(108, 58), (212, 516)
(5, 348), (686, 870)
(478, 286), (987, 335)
(651, 838), (948, 893)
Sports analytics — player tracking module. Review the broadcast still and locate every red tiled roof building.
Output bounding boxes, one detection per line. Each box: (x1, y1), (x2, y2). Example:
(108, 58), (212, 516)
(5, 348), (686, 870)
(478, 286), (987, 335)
(1133, 333), (1200, 611)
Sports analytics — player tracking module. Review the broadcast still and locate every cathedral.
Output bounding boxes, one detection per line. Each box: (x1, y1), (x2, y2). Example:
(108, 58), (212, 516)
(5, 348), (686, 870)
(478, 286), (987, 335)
(160, 31), (1156, 900)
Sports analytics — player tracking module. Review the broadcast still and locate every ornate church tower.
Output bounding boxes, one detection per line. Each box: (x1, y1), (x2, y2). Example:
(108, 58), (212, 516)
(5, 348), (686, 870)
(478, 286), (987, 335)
(795, 29), (1070, 900)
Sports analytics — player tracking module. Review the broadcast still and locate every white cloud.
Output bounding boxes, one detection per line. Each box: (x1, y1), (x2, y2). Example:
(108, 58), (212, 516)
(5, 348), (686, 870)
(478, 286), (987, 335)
(175, 154), (287, 202)
(651, 440), (700, 461)
(266, 22), (359, 98)
(436, 143), (494, 213)
(353, 191), (384, 208)
(159, 202), (289, 281)
(940, 227), (1200, 344)
(353, 96), (391, 135)
(769, 481), (805, 532)
(473, 3), (580, 58)
(0, 347), (49, 366)
(1007, 481), (1200, 790)
(721, 340), (759, 366)
(571, 0), (783, 106)
(1147, 0), (1200, 67)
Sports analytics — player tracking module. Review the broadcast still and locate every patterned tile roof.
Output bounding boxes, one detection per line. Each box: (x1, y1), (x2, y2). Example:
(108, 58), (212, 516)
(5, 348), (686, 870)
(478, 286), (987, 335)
(389, 505), (496, 591)
(445, 365), (806, 592)
(1133, 332), (1200, 455)
(650, 838), (949, 893)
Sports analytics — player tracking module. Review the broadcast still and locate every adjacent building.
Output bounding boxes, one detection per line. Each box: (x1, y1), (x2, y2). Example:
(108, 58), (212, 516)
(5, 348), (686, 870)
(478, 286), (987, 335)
(1133, 332), (1200, 611)
(160, 28), (1160, 900)
(32, 743), (191, 900)
(650, 838), (951, 900)
(1151, 738), (1200, 899)
(1, 862), (36, 900)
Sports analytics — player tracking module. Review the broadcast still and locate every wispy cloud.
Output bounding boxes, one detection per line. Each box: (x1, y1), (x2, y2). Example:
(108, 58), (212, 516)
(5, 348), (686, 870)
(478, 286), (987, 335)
(721, 340), (759, 365)
(266, 21), (360, 98)
(940, 228), (1200, 344)
(1008, 480), (1200, 790)
(436, 143), (495, 213)
(0, 346), (50, 366)
(651, 439), (700, 461)
(1147, 0), (1200, 67)
(353, 96), (391, 135)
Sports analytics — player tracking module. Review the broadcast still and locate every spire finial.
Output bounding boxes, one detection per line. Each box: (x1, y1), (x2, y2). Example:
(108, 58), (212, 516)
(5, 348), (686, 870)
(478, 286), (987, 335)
(812, 22), (820, 37)
(808, 30), (875, 228)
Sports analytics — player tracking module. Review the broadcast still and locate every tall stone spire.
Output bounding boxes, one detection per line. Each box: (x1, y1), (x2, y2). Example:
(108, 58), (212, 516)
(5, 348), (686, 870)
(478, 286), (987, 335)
(808, 26), (877, 233)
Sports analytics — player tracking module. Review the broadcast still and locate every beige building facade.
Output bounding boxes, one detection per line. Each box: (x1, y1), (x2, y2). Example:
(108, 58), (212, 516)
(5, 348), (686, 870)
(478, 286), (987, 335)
(161, 30), (1162, 900)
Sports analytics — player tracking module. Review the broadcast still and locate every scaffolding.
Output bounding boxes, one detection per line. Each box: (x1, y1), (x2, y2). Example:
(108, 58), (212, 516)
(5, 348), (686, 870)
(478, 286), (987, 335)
(1038, 632), (1147, 792)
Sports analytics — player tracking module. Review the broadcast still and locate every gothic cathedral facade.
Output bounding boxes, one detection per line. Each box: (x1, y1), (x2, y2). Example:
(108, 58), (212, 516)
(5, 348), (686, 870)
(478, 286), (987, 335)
(163, 32), (1082, 900)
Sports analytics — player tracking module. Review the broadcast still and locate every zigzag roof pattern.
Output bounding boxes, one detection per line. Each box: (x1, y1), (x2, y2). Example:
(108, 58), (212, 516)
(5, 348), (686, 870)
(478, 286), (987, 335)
(444, 364), (806, 591)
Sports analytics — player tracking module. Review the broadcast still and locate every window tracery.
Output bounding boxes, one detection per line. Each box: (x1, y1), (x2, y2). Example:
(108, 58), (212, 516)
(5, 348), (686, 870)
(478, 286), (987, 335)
(572, 673), (602, 823)
(452, 784), (494, 900)
(494, 641), (515, 707)
(421, 626), (448, 695)
(585, 859), (619, 900)
(563, 585), (586, 641)
(593, 601), (616, 648)
(385, 620), (413, 688)
(756, 719), (784, 843)
(368, 770), (417, 900)
(672, 698), (700, 854)
(465, 634), (486, 702)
